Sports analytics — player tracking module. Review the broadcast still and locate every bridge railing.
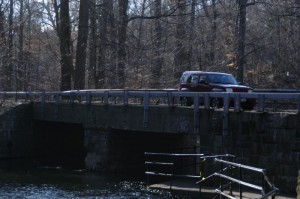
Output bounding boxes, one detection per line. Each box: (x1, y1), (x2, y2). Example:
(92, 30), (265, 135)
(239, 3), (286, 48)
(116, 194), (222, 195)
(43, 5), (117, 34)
(1, 90), (298, 133)
(0, 89), (299, 113)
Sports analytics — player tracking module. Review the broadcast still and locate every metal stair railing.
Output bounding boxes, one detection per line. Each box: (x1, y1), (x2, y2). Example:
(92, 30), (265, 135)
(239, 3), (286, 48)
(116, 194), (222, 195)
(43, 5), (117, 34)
(145, 152), (235, 196)
(214, 158), (279, 199)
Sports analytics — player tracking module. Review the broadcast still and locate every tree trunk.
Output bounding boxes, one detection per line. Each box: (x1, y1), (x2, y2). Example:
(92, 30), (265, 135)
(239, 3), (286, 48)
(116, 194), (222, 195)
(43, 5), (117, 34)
(0, 6), (6, 90)
(174, 0), (189, 82)
(117, 0), (129, 88)
(95, 0), (111, 88)
(18, 0), (24, 91)
(74, 0), (89, 90)
(105, 0), (117, 88)
(236, 0), (247, 83)
(4, 0), (14, 90)
(150, 0), (163, 88)
(210, 0), (217, 65)
(134, 0), (146, 88)
(88, 0), (96, 88)
(188, 0), (196, 71)
(59, 0), (73, 91)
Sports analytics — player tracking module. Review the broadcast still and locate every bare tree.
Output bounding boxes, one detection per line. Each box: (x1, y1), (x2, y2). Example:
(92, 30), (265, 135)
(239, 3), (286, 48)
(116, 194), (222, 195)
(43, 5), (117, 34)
(0, 2), (7, 90)
(55, 0), (73, 91)
(88, 0), (96, 88)
(174, 0), (189, 82)
(74, 0), (89, 89)
(3, 0), (14, 90)
(236, 0), (255, 83)
(150, 0), (163, 88)
(117, 0), (129, 88)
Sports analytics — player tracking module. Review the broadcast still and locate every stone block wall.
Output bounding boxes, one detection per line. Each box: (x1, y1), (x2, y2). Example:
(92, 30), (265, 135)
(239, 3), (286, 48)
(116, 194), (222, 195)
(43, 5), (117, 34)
(201, 110), (300, 195)
(84, 128), (110, 171)
(0, 102), (33, 169)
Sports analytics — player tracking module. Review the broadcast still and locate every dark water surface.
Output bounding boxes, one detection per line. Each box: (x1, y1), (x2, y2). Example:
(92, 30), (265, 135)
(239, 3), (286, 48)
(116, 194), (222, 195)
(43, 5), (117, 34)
(0, 169), (172, 199)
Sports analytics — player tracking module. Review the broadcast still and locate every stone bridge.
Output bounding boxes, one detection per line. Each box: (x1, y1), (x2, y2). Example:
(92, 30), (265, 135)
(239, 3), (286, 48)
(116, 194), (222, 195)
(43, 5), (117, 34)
(0, 90), (299, 195)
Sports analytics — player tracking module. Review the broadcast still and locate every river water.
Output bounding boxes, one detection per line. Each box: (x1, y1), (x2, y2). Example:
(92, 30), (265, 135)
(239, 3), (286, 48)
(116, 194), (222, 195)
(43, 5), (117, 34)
(0, 169), (173, 199)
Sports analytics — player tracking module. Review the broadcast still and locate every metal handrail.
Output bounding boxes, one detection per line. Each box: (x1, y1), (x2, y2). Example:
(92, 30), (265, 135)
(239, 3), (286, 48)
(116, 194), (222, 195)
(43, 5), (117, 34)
(214, 158), (279, 199)
(145, 152), (278, 198)
(144, 152), (236, 195)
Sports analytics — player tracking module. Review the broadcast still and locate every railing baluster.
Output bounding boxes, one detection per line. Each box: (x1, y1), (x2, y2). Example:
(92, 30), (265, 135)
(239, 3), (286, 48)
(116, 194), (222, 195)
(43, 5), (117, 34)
(143, 92), (149, 128)
(204, 93), (210, 109)
(124, 90), (128, 106)
(223, 93), (230, 136)
(258, 94), (265, 112)
(104, 91), (109, 104)
(297, 94), (300, 114)
(86, 91), (91, 105)
(234, 93), (241, 111)
(167, 91), (173, 107)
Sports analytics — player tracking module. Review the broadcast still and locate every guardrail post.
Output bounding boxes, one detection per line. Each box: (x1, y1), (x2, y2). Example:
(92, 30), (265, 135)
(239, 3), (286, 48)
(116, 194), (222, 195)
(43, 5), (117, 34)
(143, 92), (149, 128)
(167, 91), (173, 107)
(55, 93), (60, 115)
(70, 92), (75, 103)
(258, 94), (265, 112)
(297, 94), (300, 114)
(223, 93), (229, 136)
(234, 94), (241, 112)
(194, 93), (199, 134)
(41, 92), (45, 114)
(204, 93), (210, 109)
(104, 91), (109, 104)
(86, 91), (91, 105)
(123, 90), (128, 106)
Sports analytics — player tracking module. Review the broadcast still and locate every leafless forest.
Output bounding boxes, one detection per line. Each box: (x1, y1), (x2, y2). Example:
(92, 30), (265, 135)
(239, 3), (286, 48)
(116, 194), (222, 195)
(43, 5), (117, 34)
(0, 0), (299, 91)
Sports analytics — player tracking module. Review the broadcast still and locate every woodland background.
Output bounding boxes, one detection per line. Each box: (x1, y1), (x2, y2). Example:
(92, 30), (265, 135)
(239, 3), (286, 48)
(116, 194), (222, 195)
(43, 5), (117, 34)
(0, 0), (299, 91)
